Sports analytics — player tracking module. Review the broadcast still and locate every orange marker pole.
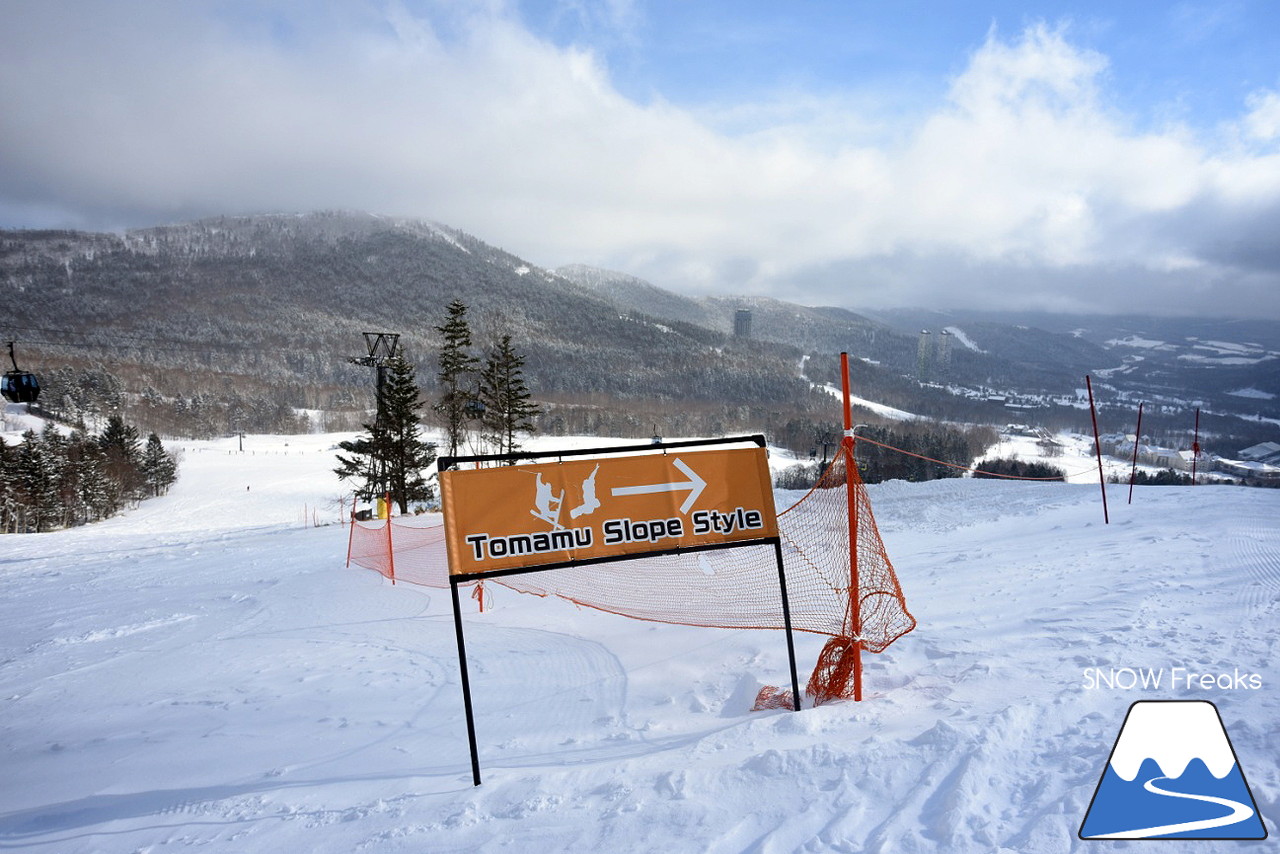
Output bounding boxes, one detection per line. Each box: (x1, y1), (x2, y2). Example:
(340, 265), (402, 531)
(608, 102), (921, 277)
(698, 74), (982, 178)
(385, 492), (396, 585)
(840, 352), (863, 701)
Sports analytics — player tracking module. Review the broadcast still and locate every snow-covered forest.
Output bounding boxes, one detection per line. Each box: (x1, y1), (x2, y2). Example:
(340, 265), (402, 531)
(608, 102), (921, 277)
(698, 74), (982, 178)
(0, 411), (177, 532)
(4, 213), (1278, 453)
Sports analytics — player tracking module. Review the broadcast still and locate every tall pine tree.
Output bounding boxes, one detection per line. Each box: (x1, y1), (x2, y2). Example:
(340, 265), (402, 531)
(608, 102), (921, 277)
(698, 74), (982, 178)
(140, 433), (178, 497)
(15, 429), (58, 532)
(99, 414), (143, 505)
(74, 437), (113, 523)
(479, 334), (540, 456)
(434, 299), (480, 458)
(335, 353), (437, 514)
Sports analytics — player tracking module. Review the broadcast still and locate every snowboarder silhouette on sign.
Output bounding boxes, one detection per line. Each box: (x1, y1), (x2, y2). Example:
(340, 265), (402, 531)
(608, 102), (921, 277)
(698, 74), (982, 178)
(569, 465), (601, 519)
(529, 472), (565, 529)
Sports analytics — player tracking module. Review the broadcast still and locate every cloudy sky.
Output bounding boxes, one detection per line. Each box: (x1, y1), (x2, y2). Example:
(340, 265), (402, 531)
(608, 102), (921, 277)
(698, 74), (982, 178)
(3, 1), (1280, 318)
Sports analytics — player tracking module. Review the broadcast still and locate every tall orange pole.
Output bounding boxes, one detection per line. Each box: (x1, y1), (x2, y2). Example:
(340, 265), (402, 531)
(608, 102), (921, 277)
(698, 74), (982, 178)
(840, 352), (863, 701)
(385, 492), (396, 585)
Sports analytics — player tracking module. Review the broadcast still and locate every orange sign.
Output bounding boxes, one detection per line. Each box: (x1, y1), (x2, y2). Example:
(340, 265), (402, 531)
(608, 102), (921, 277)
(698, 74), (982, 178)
(440, 446), (778, 576)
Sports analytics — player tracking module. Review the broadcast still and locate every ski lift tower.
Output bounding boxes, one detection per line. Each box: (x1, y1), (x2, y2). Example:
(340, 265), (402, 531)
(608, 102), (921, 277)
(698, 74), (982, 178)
(348, 332), (401, 502)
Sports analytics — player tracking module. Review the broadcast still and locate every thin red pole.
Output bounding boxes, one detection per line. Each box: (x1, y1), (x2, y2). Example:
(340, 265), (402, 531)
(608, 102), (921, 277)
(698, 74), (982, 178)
(1128, 402), (1144, 505)
(1192, 408), (1201, 484)
(345, 492), (357, 567)
(385, 491), (396, 585)
(840, 352), (863, 701)
(1086, 376), (1110, 524)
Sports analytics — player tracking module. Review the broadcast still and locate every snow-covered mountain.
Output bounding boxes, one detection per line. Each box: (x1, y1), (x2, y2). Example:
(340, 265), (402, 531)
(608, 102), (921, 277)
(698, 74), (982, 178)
(3, 213), (1277, 452)
(0, 213), (827, 437)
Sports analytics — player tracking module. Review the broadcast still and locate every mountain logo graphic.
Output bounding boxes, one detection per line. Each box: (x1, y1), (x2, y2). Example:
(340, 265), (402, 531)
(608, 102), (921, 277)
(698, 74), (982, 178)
(1080, 700), (1267, 840)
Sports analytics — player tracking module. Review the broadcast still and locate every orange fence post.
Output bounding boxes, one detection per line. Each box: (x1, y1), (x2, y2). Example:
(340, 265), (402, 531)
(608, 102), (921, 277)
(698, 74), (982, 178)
(840, 352), (863, 701)
(345, 492), (357, 568)
(385, 492), (396, 585)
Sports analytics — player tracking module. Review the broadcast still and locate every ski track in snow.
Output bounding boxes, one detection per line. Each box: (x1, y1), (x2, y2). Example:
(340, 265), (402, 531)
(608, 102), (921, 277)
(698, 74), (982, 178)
(0, 431), (1277, 852)
(1229, 523), (1280, 617)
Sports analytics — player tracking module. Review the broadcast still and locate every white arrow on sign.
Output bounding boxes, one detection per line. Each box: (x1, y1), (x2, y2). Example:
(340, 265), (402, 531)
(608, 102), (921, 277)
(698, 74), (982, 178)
(610, 457), (707, 514)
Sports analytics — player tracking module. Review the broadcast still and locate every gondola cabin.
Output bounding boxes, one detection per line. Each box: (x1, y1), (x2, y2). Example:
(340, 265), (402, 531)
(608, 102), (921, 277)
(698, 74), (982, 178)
(1, 371), (40, 404)
(2, 343), (40, 404)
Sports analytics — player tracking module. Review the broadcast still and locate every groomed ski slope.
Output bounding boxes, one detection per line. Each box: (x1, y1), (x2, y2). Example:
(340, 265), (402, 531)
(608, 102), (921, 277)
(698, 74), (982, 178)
(1, 431), (1277, 853)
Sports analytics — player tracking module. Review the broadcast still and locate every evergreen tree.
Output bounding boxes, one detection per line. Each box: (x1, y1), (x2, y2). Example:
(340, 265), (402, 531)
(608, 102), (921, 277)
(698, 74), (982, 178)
(75, 439), (113, 523)
(974, 458), (1067, 481)
(15, 429), (58, 532)
(434, 299), (480, 457)
(42, 425), (75, 528)
(0, 436), (14, 533)
(335, 354), (437, 514)
(478, 334), (540, 456)
(99, 414), (143, 505)
(141, 433), (178, 497)
(333, 434), (377, 497)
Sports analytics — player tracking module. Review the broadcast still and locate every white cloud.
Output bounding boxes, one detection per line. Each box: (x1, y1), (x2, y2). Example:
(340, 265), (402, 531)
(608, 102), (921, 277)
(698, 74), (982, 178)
(1243, 89), (1280, 143)
(1, 4), (1279, 317)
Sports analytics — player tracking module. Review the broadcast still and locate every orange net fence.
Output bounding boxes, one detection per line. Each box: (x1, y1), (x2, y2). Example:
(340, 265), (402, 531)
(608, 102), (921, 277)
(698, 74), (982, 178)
(346, 441), (914, 704)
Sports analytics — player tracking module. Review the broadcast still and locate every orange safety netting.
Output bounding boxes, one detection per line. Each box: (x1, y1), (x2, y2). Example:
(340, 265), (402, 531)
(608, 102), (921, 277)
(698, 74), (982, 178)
(346, 441), (914, 704)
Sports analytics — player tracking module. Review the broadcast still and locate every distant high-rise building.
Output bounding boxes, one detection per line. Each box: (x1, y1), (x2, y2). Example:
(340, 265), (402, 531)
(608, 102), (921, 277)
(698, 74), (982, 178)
(917, 329), (931, 381)
(734, 309), (753, 338)
(938, 328), (953, 376)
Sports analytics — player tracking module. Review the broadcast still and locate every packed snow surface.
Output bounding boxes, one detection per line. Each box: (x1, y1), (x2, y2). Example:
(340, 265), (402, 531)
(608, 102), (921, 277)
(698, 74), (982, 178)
(816, 384), (918, 422)
(2, 431), (1278, 852)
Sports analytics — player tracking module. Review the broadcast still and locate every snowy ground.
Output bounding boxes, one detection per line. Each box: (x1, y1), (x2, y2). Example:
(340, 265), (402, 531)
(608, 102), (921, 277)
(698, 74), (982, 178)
(2, 428), (1278, 852)
(978, 431), (1134, 484)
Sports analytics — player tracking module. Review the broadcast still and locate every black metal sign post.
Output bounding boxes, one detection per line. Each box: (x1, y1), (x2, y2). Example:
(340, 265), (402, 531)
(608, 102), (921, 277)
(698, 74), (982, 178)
(449, 576), (483, 788)
(773, 539), (803, 711)
(439, 437), (802, 787)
